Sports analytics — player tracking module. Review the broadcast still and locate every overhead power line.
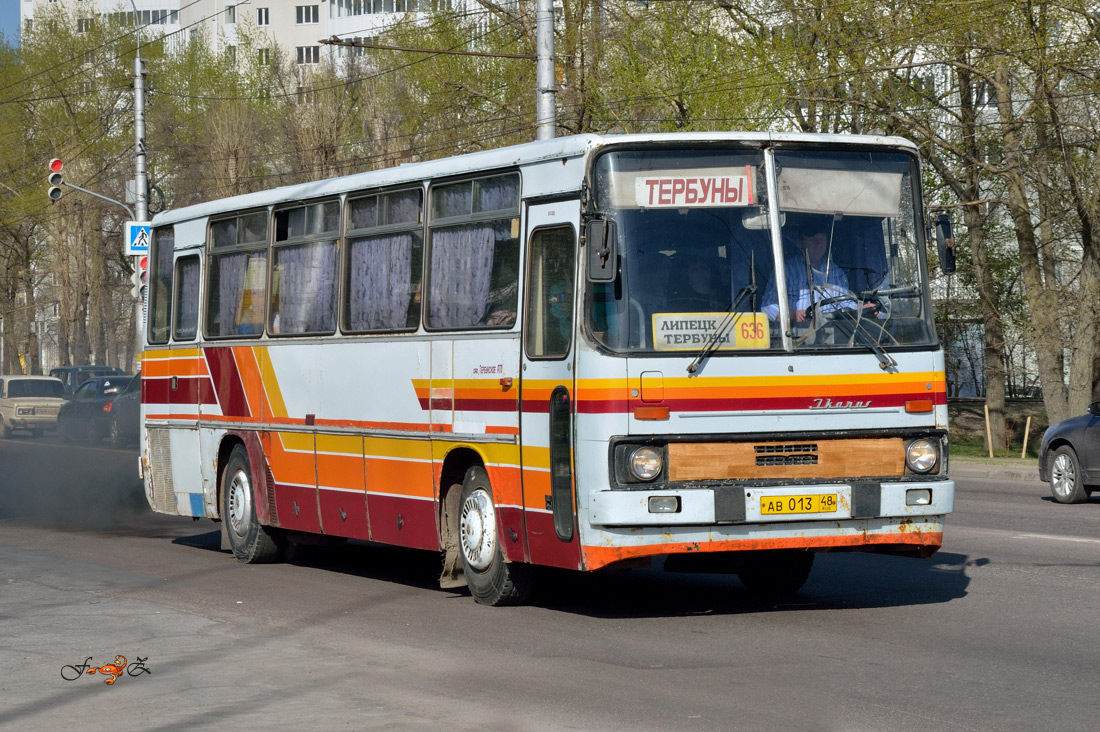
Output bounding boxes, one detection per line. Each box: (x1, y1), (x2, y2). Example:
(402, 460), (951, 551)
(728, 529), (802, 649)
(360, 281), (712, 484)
(320, 36), (536, 60)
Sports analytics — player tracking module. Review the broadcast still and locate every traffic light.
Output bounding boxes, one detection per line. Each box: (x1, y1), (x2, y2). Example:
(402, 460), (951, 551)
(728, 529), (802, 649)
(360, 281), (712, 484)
(47, 158), (64, 202)
(130, 255), (148, 299)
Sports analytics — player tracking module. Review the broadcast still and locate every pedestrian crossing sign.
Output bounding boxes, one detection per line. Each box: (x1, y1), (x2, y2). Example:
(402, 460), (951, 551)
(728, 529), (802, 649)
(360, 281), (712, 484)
(126, 221), (151, 255)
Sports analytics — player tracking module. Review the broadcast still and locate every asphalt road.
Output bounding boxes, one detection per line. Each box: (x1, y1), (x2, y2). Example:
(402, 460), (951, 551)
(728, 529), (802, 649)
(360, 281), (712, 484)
(1, 436), (1098, 731)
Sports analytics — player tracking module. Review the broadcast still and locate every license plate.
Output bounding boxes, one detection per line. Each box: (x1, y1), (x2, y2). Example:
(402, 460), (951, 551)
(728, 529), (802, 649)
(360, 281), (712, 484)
(760, 493), (838, 515)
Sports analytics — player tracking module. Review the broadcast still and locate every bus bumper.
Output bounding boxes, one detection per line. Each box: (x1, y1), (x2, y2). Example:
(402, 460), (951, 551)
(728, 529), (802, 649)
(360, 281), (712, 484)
(582, 479), (954, 571)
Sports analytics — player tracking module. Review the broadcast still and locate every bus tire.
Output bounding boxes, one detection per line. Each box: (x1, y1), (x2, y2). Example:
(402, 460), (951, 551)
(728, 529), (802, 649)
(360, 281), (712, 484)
(1049, 446), (1088, 504)
(221, 444), (281, 563)
(737, 550), (814, 598)
(458, 466), (533, 606)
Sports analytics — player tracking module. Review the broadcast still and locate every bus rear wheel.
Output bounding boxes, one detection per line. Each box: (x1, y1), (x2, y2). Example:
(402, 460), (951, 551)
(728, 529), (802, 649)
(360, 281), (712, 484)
(737, 550), (814, 598)
(221, 444), (281, 563)
(458, 466), (532, 606)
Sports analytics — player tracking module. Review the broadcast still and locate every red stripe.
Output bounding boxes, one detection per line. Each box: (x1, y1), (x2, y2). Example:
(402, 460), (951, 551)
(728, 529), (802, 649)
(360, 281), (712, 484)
(524, 510), (582, 570)
(142, 376), (217, 406)
(204, 347), (252, 418)
(576, 392), (945, 414)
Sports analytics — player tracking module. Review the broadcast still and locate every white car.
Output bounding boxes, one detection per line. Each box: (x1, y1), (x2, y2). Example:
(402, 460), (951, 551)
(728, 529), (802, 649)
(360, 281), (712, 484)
(0, 375), (67, 438)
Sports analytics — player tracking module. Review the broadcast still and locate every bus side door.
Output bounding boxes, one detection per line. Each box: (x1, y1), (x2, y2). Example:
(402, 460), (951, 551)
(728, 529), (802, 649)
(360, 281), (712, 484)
(520, 202), (582, 570)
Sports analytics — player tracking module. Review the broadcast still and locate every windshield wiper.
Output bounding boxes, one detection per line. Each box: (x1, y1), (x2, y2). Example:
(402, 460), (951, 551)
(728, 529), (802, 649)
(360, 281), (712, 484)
(687, 253), (757, 374)
(838, 290), (901, 370)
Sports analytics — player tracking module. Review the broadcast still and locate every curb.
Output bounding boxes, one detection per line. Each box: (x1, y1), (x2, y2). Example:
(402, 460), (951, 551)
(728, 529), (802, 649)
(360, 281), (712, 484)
(950, 460), (1039, 483)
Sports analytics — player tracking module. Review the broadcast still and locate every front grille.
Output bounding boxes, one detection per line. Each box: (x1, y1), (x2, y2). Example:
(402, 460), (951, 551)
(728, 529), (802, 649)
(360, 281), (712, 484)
(756, 454), (819, 466)
(755, 443), (817, 454)
(668, 437), (906, 481)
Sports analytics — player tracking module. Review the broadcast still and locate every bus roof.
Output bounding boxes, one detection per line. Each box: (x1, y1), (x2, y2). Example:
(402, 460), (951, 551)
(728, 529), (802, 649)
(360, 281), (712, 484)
(150, 131), (918, 228)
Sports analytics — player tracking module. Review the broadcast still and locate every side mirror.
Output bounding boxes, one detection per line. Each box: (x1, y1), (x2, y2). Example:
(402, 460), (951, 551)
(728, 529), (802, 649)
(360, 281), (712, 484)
(1087, 401), (1100, 416)
(934, 213), (957, 275)
(585, 219), (618, 283)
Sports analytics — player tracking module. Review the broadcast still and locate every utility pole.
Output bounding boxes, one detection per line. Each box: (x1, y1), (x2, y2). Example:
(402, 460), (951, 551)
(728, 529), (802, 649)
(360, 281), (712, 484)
(535, 0), (557, 140)
(130, 1), (149, 361)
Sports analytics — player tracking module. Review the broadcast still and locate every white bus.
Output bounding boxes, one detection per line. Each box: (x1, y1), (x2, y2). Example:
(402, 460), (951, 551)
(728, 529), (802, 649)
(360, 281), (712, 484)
(142, 132), (955, 605)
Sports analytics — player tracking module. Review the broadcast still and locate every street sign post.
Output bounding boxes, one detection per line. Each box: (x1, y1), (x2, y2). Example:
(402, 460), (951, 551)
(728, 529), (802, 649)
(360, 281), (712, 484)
(126, 221), (151, 256)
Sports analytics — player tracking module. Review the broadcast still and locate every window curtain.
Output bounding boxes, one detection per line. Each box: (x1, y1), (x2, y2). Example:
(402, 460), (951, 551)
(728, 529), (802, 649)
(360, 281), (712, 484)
(175, 258), (200, 340)
(214, 252), (248, 336)
(477, 176), (518, 212)
(348, 233), (415, 330)
(430, 225), (494, 328)
(274, 241), (337, 333)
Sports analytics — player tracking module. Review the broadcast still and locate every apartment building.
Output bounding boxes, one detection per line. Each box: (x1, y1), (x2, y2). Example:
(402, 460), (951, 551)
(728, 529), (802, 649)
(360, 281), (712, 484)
(19, 0), (432, 68)
(20, 0), (184, 40)
(180, 1), (435, 67)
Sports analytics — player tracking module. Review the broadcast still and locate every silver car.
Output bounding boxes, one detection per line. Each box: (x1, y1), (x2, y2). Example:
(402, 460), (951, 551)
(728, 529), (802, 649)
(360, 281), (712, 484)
(0, 375), (67, 438)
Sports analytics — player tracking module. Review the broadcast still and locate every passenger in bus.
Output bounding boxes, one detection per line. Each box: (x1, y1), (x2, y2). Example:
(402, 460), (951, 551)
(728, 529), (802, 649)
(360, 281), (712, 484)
(762, 223), (853, 322)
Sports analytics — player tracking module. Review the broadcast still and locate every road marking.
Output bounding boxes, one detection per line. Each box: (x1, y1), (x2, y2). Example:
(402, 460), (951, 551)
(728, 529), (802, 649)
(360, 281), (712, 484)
(1013, 532), (1100, 545)
(950, 525), (1100, 545)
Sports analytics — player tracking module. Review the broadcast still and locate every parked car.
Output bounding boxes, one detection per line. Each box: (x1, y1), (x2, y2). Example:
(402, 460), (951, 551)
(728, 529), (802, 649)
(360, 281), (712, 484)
(49, 365), (125, 399)
(57, 375), (131, 444)
(1038, 402), (1100, 503)
(0, 375), (67, 438)
(106, 372), (141, 448)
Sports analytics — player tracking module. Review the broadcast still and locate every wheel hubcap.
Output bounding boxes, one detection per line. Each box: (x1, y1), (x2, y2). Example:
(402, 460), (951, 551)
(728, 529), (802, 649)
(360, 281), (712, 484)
(227, 470), (251, 536)
(1052, 454), (1076, 497)
(459, 488), (496, 571)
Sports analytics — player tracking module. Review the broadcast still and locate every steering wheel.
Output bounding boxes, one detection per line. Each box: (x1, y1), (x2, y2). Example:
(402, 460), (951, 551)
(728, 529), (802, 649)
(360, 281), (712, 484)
(805, 292), (883, 322)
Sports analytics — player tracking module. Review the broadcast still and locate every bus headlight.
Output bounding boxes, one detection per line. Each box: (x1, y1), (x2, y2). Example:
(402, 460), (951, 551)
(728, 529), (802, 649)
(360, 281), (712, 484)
(630, 447), (664, 481)
(905, 439), (938, 473)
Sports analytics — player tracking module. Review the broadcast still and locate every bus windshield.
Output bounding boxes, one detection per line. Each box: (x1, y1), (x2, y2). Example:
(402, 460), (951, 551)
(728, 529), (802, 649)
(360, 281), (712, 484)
(586, 147), (937, 355)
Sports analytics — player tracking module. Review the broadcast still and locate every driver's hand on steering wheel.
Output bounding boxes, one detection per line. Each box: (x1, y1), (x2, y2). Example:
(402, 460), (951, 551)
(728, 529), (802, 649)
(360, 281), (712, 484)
(794, 308), (808, 322)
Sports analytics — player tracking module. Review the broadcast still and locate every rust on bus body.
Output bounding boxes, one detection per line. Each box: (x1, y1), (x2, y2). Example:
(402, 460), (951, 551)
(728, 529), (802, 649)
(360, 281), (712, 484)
(581, 530), (943, 571)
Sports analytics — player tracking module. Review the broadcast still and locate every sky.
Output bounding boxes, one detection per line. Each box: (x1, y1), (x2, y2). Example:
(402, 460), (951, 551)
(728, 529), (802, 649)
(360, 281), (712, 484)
(2, 0), (19, 47)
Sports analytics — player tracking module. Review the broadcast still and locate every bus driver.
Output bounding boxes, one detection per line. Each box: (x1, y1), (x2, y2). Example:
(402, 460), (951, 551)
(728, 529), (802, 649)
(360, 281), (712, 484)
(763, 222), (853, 322)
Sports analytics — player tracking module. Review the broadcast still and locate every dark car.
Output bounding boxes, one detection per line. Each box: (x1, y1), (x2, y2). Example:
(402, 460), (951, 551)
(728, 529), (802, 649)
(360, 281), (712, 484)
(106, 372), (141, 448)
(1038, 402), (1100, 503)
(57, 375), (131, 444)
(49, 365), (125, 399)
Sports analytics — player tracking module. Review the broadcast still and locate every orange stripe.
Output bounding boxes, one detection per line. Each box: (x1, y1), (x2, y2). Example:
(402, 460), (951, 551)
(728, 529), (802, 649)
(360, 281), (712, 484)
(142, 358), (209, 378)
(365, 457), (434, 498)
(230, 346), (267, 419)
(264, 431), (317, 486)
(581, 532), (943, 571)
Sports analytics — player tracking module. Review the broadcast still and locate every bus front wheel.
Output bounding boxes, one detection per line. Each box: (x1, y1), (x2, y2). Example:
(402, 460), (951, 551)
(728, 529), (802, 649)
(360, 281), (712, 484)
(458, 466), (533, 606)
(737, 550), (814, 598)
(221, 444), (281, 563)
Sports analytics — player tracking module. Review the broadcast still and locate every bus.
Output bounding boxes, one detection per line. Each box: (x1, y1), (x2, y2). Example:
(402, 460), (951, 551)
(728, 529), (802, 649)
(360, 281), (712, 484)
(141, 132), (955, 605)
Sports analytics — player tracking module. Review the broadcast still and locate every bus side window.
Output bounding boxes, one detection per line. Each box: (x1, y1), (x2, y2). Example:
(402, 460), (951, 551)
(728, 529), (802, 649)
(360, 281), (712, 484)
(148, 226), (174, 344)
(206, 212), (269, 339)
(344, 188), (424, 333)
(525, 227), (575, 359)
(271, 202), (339, 335)
(173, 256), (200, 341)
(427, 173), (521, 330)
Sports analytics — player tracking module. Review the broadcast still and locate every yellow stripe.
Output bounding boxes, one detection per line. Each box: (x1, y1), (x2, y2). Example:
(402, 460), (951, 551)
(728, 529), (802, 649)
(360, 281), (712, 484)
(279, 431), (314, 452)
(364, 436), (433, 461)
(252, 346), (290, 419)
(315, 433), (364, 454)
